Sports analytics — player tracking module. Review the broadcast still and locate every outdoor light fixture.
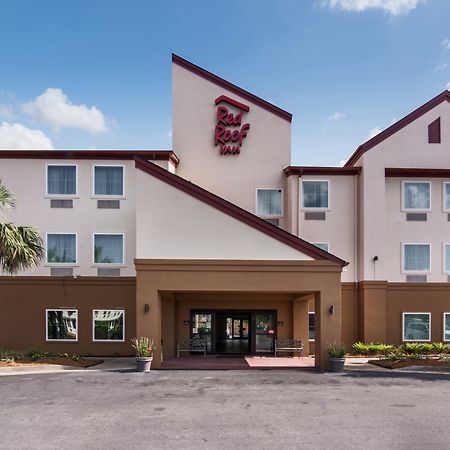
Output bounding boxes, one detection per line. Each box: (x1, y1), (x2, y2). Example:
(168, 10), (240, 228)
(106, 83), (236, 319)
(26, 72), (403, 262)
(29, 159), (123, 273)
(144, 303), (150, 313)
(373, 256), (379, 262)
(329, 305), (335, 315)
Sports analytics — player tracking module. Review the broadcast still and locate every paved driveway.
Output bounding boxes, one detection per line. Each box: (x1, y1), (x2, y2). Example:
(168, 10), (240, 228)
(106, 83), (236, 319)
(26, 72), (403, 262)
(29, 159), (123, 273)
(0, 368), (449, 449)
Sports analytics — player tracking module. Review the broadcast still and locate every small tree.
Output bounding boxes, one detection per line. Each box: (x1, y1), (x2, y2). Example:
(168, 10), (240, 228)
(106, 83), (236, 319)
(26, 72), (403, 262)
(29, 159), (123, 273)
(0, 180), (43, 274)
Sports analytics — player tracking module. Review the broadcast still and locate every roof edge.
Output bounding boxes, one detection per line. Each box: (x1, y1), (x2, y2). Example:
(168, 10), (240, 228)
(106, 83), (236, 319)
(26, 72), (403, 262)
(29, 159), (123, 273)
(172, 53), (293, 123)
(134, 156), (348, 267)
(285, 166), (361, 176)
(344, 90), (450, 167)
(385, 167), (450, 178)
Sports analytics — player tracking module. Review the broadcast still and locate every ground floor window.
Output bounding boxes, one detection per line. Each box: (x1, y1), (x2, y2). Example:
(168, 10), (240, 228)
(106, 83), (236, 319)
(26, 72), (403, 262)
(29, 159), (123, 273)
(402, 312), (431, 342)
(308, 312), (315, 340)
(46, 309), (78, 341)
(444, 313), (450, 342)
(93, 310), (125, 341)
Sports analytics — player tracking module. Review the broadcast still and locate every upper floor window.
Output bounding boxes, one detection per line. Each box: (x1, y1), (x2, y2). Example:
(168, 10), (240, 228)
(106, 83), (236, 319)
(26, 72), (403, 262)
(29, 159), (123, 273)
(444, 244), (450, 273)
(403, 243), (430, 272)
(302, 181), (329, 209)
(47, 165), (77, 196)
(94, 234), (124, 265)
(94, 166), (124, 196)
(444, 182), (450, 211)
(256, 189), (282, 217)
(403, 181), (430, 211)
(46, 233), (77, 264)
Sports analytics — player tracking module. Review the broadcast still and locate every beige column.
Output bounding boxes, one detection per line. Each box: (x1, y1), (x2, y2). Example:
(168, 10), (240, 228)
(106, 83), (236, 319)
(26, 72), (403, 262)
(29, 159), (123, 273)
(314, 284), (342, 371)
(161, 294), (176, 358)
(286, 174), (299, 235)
(292, 296), (310, 356)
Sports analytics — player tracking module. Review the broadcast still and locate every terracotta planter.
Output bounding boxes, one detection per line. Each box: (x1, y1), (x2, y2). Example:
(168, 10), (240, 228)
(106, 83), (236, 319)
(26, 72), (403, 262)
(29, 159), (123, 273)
(136, 356), (153, 373)
(329, 357), (346, 372)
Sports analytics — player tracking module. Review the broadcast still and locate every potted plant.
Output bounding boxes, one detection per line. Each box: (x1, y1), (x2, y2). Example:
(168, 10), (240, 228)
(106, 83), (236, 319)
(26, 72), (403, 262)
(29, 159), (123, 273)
(327, 342), (346, 372)
(132, 337), (154, 373)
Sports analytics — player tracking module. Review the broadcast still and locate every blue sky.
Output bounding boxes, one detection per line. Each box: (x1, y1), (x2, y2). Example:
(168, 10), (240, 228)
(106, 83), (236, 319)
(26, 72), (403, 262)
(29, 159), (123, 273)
(0, 0), (450, 165)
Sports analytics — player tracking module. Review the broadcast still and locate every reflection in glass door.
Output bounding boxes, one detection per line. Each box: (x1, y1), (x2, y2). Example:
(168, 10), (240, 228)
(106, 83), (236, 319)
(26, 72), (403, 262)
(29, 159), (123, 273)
(191, 313), (212, 353)
(255, 312), (276, 353)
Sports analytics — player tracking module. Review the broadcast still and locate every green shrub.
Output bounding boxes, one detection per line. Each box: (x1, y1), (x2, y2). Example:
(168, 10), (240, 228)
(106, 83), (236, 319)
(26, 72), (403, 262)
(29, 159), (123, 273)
(327, 342), (346, 358)
(352, 342), (369, 354)
(432, 342), (450, 354)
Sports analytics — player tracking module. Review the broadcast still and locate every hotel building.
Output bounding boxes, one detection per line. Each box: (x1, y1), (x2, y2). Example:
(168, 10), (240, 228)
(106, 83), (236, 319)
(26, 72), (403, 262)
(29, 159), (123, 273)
(1, 54), (450, 369)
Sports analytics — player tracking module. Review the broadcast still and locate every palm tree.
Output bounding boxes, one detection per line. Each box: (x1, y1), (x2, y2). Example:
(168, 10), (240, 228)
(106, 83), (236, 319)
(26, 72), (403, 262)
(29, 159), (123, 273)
(0, 180), (43, 274)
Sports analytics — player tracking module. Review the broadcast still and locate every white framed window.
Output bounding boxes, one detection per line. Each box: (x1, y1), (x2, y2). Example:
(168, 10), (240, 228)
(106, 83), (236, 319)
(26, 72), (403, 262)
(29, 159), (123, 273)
(46, 309), (78, 341)
(46, 164), (77, 197)
(402, 312), (431, 342)
(46, 233), (77, 265)
(93, 165), (124, 197)
(402, 243), (430, 273)
(444, 182), (450, 212)
(256, 188), (283, 217)
(308, 312), (315, 341)
(312, 242), (329, 252)
(302, 180), (329, 209)
(402, 181), (431, 211)
(92, 310), (125, 342)
(444, 244), (450, 274)
(443, 313), (450, 342)
(93, 234), (124, 265)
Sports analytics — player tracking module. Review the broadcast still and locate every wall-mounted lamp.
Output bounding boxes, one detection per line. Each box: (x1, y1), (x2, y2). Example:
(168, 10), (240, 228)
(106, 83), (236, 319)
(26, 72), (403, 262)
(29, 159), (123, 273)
(183, 320), (190, 326)
(328, 305), (335, 316)
(277, 321), (284, 326)
(372, 256), (379, 262)
(144, 304), (150, 313)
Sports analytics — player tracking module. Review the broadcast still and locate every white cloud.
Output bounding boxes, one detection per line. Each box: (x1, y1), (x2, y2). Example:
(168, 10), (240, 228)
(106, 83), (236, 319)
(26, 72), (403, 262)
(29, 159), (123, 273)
(23, 88), (107, 134)
(0, 104), (15, 119)
(339, 159), (347, 167)
(0, 122), (53, 149)
(367, 126), (382, 140)
(321, 0), (425, 16)
(167, 129), (173, 138)
(435, 63), (448, 71)
(327, 111), (346, 121)
(442, 39), (450, 50)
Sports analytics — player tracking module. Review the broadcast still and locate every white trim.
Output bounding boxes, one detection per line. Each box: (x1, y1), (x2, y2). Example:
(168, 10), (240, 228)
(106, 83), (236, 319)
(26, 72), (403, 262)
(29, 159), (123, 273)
(402, 312), (431, 342)
(45, 232), (78, 266)
(300, 179), (330, 211)
(92, 233), (125, 266)
(443, 313), (450, 342)
(45, 308), (78, 342)
(92, 309), (125, 342)
(255, 188), (284, 218)
(92, 165), (125, 199)
(45, 163), (78, 198)
(401, 180), (431, 212)
(443, 243), (450, 274)
(401, 243), (431, 274)
(443, 182), (450, 213)
(312, 242), (330, 253)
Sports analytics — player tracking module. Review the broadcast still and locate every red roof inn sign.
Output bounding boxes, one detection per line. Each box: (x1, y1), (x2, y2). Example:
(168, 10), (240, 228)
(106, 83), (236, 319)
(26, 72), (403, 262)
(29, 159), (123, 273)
(214, 95), (250, 155)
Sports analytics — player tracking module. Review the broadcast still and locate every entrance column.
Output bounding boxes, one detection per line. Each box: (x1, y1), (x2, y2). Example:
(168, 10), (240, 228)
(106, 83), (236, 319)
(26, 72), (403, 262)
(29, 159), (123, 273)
(292, 296), (310, 356)
(314, 283), (342, 371)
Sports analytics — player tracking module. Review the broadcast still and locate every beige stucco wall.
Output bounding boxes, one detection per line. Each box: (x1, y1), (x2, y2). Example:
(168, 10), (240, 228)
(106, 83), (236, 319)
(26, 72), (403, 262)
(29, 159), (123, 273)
(135, 169), (313, 260)
(172, 63), (291, 228)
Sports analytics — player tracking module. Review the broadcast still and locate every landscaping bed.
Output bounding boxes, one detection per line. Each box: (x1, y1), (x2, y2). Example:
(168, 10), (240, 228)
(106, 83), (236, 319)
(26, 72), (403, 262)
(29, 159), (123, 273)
(370, 358), (450, 369)
(0, 350), (103, 368)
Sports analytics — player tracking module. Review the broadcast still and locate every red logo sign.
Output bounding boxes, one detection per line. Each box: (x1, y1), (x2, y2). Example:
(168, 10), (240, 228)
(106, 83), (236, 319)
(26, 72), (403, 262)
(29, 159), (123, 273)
(214, 95), (250, 155)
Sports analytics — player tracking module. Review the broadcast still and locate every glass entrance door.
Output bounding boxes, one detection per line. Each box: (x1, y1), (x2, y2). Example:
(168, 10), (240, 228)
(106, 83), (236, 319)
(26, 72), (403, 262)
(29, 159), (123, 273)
(216, 313), (250, 355)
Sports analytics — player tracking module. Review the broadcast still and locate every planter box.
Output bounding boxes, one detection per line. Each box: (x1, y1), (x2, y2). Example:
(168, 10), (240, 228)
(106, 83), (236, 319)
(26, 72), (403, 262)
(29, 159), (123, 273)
(136, 357), (153, 373)
(329, 357), (345, 372)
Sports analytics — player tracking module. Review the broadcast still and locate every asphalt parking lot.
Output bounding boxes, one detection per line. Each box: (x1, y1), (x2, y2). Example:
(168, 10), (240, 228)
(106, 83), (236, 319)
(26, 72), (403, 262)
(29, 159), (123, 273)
(1, 368), (450, 450)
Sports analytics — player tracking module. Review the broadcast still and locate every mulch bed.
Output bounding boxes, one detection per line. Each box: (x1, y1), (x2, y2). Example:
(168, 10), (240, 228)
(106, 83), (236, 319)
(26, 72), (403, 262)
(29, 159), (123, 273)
(370, 358), (450, 369)
(0, 358), (103, 368)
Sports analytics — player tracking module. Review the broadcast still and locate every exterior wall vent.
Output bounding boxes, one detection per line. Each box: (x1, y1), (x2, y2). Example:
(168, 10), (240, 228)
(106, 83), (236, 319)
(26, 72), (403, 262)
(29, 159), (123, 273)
(97, 200), (120, 209)
(428, 117), (441, 143)
(50, 267), (74, 276)
(97, 268), (120, 277)
(305, 212), (326, 221)
(406, 275), (427, 283)
(50, 199), (73, 208)
(406, 213), (427, 221)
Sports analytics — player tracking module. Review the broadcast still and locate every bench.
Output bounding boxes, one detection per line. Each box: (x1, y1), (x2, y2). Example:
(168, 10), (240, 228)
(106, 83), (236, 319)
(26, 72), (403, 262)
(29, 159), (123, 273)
(176, 338), (207, 357)
(274, 339), (304, 357)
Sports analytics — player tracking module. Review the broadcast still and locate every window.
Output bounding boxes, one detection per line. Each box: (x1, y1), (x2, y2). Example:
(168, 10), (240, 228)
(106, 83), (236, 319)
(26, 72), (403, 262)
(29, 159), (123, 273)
(444, 313), (450, 341)
(308, 312), (315, 341)
(428, 117), (441, 144)
(403, 244), (430, 272)
(444, 244), (450, 273)
(302, 181), (329, 209)
(94, 234), (124, 265)
(403, 181), (430, 211)
(256, 189), (282, 217)
(93, 310), (125, 341)
(94, 166), (124, 196)
(46, 234), (76, 264)
(402, 313), (431, 342)
(444, 182), (450, 211)
(47, 165), (77, 196)
(312, 243), (329, 252)
(46, 309), (78, 341)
